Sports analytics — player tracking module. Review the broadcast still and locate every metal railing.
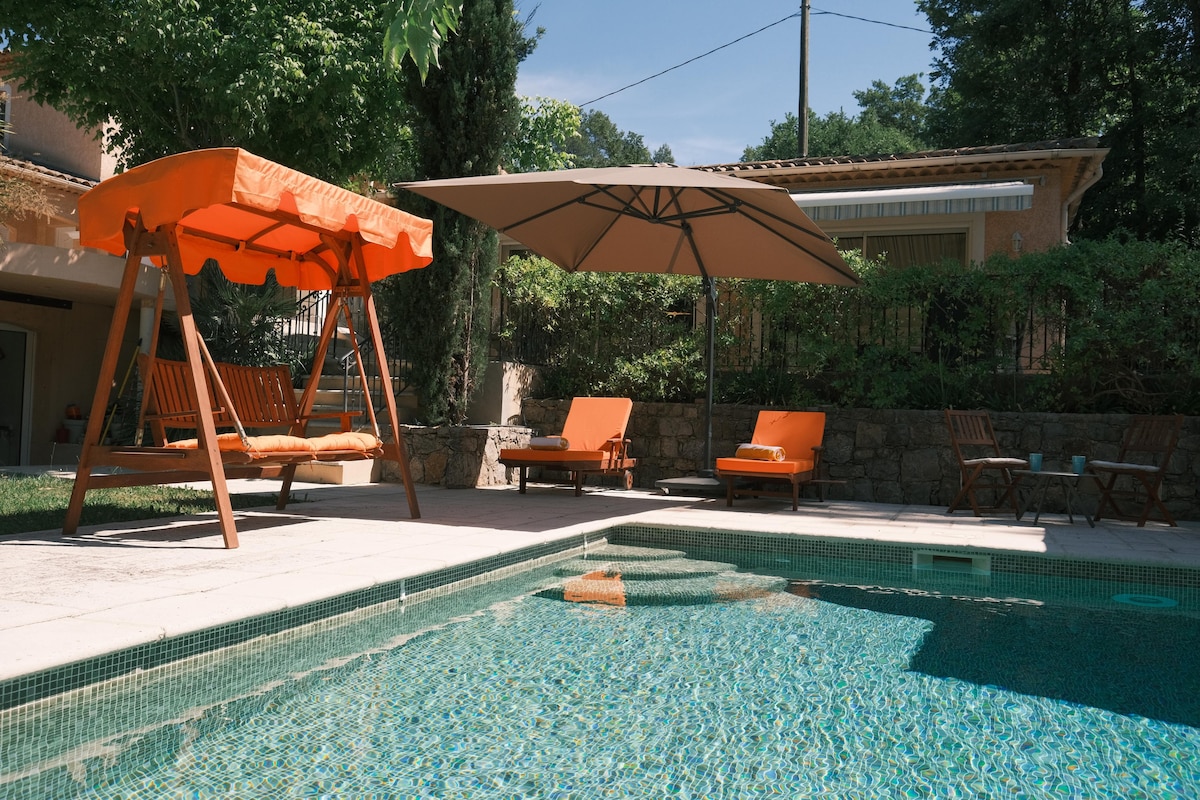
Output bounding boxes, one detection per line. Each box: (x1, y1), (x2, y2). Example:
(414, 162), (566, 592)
(491, 283), (1073, 377)
(277, 291), (411, 417)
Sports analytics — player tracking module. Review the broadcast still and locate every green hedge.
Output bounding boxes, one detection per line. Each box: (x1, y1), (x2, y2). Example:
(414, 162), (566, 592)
(494, 239), (1200, 414)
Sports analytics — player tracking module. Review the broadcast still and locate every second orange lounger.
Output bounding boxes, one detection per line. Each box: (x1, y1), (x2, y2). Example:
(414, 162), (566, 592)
(715, 410), (826, 510)
(500, 397), (636, 496)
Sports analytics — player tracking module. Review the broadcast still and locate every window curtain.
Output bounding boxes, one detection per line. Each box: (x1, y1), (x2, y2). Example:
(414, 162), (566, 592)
(865, 233), (967, 268)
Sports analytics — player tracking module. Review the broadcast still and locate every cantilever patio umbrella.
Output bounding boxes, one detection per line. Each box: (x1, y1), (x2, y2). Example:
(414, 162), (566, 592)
(399, 164), (858, 478)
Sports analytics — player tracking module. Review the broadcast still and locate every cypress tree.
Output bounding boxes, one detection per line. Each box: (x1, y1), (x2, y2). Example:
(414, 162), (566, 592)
(385, 0), (523, 424)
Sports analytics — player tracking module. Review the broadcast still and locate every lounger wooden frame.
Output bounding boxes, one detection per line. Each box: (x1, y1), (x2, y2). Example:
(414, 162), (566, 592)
(715, 410), (828, 511)
(498, 397), (636, 496)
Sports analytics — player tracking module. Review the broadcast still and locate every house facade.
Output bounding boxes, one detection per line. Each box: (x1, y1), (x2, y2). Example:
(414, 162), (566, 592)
(699, 138), (1108, 268)
(0, 73), (165, 467)
(0, 65), (1112, 450)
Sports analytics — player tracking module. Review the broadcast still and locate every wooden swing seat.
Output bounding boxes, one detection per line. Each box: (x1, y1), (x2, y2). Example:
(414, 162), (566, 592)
(64, 148), (434, 549)
(144, 357), (383, 465)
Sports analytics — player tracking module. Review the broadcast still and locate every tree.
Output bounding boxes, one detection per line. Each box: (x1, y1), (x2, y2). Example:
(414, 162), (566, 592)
(918, 0), (1200, 244)
(742, 106), (925, 162)
(0, 0), (408, 181)
(383, 0), (464, 80)
(567, 110), (672, 167)
(505, 97), (581, 173)
(383, 0), (524, 424)
(158, 262), (300, 370)
(852, 75), (930, 146)
(919, 0), (1128, 146)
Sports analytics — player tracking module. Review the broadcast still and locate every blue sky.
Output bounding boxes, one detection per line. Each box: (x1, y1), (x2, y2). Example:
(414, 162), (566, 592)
(514, 1), (936, 166)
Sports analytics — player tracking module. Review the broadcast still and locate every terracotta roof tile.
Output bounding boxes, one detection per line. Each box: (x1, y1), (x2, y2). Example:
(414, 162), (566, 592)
(0, 154), (96, 192)
(696, 137), (1104, 173)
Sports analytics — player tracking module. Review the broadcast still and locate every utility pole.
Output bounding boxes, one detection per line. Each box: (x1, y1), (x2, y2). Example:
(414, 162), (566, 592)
(798, 0), (810, 158)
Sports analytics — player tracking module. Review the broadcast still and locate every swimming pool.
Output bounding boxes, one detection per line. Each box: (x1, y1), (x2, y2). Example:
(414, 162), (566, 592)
(3, 539), (1199, 798)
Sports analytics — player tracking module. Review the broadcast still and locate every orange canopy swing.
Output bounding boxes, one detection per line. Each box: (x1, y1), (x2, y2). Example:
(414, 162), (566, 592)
(65, 148), (434, 548)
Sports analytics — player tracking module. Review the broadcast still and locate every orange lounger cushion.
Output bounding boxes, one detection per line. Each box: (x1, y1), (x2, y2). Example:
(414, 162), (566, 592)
(500, 448), (609, 465)
(715, 456), (815, 476)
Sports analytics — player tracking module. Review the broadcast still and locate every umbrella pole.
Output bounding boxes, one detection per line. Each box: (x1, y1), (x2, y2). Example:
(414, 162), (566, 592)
(700, 274), (717, 477)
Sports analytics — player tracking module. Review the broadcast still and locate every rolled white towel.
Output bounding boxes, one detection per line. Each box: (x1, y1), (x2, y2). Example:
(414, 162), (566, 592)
(530, 436), (570, 450)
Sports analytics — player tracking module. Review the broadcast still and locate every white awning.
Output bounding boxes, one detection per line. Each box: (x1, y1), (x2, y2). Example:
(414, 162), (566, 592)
(791, 181), (1034, 221)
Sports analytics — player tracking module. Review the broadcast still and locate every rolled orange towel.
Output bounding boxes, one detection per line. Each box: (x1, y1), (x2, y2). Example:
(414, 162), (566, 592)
(734, 443), (786, 461)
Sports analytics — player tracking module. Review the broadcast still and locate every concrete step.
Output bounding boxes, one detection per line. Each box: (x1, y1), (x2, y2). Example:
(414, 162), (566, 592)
(292, 458), (381, 485)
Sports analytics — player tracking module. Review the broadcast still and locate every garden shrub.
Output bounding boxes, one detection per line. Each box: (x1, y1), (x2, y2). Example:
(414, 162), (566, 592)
(495, 239), (1200, 414)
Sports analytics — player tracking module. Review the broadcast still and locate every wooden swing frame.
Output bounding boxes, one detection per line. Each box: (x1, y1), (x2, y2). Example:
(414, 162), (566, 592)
(64, 149), (433, 548)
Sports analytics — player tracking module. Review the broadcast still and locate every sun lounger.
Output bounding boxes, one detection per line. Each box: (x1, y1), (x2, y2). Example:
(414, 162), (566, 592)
(715, 410), (826, 510)
(500, 397), (636, 496)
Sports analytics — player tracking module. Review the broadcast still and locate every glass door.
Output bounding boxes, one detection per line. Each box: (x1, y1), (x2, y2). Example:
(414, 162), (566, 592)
(0, 326), (31, 465)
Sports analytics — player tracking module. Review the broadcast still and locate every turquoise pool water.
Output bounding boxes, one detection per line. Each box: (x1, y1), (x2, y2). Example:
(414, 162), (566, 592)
(3, 545), (1199, 798)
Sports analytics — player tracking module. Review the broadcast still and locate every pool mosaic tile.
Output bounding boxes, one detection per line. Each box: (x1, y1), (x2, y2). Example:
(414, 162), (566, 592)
(3, 540), (1200, 798)
(5, 523), (1200, 718)
(0, 534), (595, 712)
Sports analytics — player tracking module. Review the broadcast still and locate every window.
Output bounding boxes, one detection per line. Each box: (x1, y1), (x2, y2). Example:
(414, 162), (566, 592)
(0, 85), (9, 150)
(836, 231), (968, 269)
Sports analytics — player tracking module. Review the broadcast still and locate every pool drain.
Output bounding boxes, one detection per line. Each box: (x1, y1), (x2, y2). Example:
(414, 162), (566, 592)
(912, 550), (991, 576)
(1112, 592), (1178, 608)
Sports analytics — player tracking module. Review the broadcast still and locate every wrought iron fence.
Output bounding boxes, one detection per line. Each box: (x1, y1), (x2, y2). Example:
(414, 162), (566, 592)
(491, 281), (1066, 377)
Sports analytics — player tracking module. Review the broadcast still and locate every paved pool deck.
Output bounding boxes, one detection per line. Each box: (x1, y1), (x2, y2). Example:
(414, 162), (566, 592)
(4, 475), (1200, 685)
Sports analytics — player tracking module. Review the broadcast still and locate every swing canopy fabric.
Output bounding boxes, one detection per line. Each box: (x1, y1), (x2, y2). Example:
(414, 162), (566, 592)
(78, 148), (434, 290)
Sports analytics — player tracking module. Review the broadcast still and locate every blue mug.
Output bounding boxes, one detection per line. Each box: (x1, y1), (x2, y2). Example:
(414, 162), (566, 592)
(1028, 453), (1043, 472)
(1072, 455), (1086, 475)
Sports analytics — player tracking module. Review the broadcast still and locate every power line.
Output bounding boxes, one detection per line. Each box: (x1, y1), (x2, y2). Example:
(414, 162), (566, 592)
(579, 7), (931, 109)
(811, 7), (932, 35)
(580, 13), (800, 108)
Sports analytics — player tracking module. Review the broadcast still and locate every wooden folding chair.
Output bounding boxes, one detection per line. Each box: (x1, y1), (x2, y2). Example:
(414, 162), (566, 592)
(944, 409), (1027, 516)
(1089, 414), (1183, 527)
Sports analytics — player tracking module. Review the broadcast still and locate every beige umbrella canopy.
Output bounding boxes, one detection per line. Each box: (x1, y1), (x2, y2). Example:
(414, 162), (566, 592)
(398, 165), (856, 283)
(399, 164), (858, 475)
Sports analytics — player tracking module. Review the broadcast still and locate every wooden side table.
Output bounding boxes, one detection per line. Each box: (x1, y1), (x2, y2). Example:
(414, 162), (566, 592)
(1012, 469), (1096, 527)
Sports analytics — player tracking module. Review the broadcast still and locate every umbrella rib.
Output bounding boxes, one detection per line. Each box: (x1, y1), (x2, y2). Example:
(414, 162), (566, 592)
(586, 185), (660, 223)
(571, 210), (623, 270)
(741, 214), (858, 282)
(709, 190), (860, 283)
(583, 185), (738, 226)
(495, 194), (593, 232)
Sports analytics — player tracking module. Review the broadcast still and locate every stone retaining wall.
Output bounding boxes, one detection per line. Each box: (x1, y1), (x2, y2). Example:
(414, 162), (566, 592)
(380, 424), (527, 489)
(388, 401), (1200, 521)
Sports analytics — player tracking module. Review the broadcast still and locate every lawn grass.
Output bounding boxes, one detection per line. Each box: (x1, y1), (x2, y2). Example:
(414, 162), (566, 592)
(0, 473), (280, 535)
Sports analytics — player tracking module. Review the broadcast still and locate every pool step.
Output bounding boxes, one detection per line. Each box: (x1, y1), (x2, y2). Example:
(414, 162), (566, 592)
(541, 546), (786, 606)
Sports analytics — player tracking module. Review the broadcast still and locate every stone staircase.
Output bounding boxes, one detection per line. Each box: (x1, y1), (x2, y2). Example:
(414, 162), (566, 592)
(288, 331), (418, 485)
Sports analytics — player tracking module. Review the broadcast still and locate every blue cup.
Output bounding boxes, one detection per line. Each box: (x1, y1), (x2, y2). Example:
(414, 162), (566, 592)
(1028, 453), (1043, 472)
(1072, 455), (1086, 475)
